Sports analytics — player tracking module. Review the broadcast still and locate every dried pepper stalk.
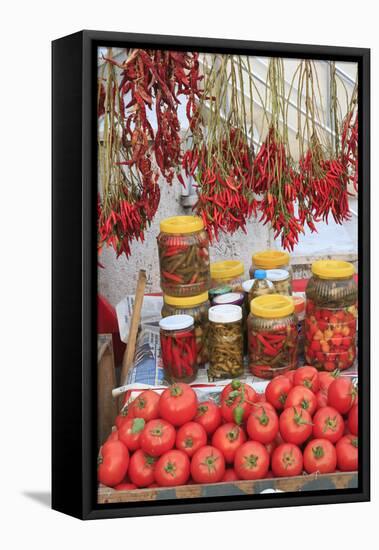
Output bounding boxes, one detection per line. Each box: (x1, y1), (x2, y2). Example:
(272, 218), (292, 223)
(183, 55), (257, 240)
(98, 48), (203, 258)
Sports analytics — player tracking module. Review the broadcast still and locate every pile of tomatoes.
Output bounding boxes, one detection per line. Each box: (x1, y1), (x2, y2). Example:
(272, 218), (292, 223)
(98, 368), (358, 490)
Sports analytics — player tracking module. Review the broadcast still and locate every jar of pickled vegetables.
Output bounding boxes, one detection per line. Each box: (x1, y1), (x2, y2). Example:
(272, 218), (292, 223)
(208, 305), (244, 380)
(292, 293), (306, 354)
(208, 285), (233, 302)
(159, 314), (198, 383)
(157, 216), (210, 297)
(304, 260), (357, 372)
(210, 260), (245, 291)
(247, 294), (298, 379)
(161, 292), (210, 367)
(266, 269), (292, 296)
(250, 250), (292, 283)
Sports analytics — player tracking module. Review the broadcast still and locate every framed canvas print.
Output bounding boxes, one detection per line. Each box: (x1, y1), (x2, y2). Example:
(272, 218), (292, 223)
(52, 30), (370, 520)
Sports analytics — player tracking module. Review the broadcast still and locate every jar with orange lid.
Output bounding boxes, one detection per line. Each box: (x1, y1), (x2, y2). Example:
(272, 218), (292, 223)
(247, 294), (298, 379)
(157, 216), (210, 297)
(161, 292), (210, 367)
(304, 260), (357, 372)
(249, 250), (292, 285)
(210, 260), (245, 291)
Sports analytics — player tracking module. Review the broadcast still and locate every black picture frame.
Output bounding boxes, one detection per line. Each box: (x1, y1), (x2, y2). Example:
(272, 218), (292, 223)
(52, 30), (370, 520)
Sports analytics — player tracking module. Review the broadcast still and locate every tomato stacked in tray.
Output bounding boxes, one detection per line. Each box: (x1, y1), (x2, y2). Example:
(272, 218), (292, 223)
(98, 369), (358, 490)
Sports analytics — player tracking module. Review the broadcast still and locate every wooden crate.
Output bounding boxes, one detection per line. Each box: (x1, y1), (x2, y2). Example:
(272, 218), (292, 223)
(98, 471), (358, 504)
(98, 334), (118, 447)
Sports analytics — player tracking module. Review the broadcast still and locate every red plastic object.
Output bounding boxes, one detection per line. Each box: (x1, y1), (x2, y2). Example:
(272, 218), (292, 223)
(97, 295), (125, 366)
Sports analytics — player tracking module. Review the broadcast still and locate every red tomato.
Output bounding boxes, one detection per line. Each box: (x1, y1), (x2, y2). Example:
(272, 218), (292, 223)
(158, 383), (198, 427)
(193, 400), (222, 435)
(140, 419), (176, 457)
(128, 449), (156, 487)
(154, 450), (190, 487)
(222, 468), (239, 482)
(246, 405), (279, 444)
(285, 386), (317, 417)
(327, 377), (357, 415)
(313, 407), (344, 443)
(190, 445), (225, 484)
(220, 381), (257, 424)
(114, 483), (137, 491)
(233, 441), (269, 480)
(293, 366), (320, 392)
(279, 406), (313, 445)
(303, 438), (337, 474)
(265, 376), (293, 410)
(347, 404), (358, 436)
(176, 421), (207, 458)
(253, 400), (276, 414)
(118, 417), (145, 451)
(212, 423), (246, 464)
(336, 435), (358, 471)
(129, 389), (160, 421)
(106, 429), (119, 442)
(318, 371), (339, 392)
(98, 440), (129, 487)
(271, 443), (303, 477)
(316, 389), (328, 409)
(283, 370), (296, 384)
(115, 409), (132, 430)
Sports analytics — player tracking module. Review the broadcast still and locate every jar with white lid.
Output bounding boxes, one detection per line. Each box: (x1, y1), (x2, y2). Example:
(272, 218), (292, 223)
(266, 269), (291, 296)
(161, 292), (210, 367)
(159, 314), (198, 383)
(208, 305), (244, 380)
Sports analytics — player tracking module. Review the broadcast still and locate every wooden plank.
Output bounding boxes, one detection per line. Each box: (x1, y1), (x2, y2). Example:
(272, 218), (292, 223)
(97, 471), (358, 504)
(97, 334), (118, 447)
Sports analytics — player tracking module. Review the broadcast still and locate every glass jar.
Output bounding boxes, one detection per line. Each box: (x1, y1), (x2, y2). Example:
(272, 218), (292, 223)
(292, 293), (306, 355)
(304, 260), (357, 372)
(157, 216), (210, 297)
(208, 305), (244, 380)
(250, 250), (292, 284)
(247, 294), (298, 379)
(161, 292), (210, 367)
(210, 260), (245, 291)
(159, 314), (198, 383)
(266, 269), (292, 296)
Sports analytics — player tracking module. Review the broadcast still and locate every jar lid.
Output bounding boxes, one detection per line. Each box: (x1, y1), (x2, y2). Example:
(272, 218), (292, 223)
(163, 291), (209, 307)
(311, 260), (355, 280)
(255, 269), (267, 279)
(292, 293), (305, 314)
(252, 250), (290, 269)
(242, 279), (255, 292)
(210, 260), (244, 280)
(250, 294), (294, 318)
(266, 269), (289, 282)
(159, 314), (194, 331)
(160, 215), (204, 234)
(213, 292), (244, 305)
(209, 304), (242, 323)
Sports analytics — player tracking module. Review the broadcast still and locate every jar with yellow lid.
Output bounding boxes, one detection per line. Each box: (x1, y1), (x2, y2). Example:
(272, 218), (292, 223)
(247, 294), (298, 379)
(250, 250), (292, 284)
(161, 292), (210, 367)
(157, 216), (210, 297)
(210, 260), (245, 291)
(304, 260), (357, 372)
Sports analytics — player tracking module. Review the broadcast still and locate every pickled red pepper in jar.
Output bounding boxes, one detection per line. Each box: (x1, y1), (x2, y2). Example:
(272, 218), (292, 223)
(159, 315), (198, 383)
(157, 216), (210, 297)
(248, 294), (298, 379)
(161, 292), (210, 367)
(304, 260), (357, 372)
